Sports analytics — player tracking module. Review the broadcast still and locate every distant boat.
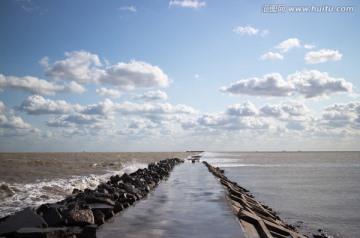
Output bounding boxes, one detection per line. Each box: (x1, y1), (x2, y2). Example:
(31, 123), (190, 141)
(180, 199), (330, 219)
(188, 155), (201, 163)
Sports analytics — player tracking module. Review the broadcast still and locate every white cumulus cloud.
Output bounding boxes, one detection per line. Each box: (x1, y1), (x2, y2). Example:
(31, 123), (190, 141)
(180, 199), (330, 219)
(20, 95), (84, 115)
(288, 70), (352, 98)
(97, 60), (170, 91)
(321, 102), (360, 128)
(233, 25), (268, 36)
(0, 74), (85, 95)
(260, 52), (284, 60)
(226, 101), (259, 116)
(96, 87), (121, 99)
(0, 101), (39, 138)
(44, 51), (102, 83)
(220, 73), (294, 97)
(305, 49), (342, 64)
(276, 38), (301, 52)
(169, 0), (206, 8)
(221, 70), (352, 99)
(41, 51), (170, 92)
(134, 90), (168, 101)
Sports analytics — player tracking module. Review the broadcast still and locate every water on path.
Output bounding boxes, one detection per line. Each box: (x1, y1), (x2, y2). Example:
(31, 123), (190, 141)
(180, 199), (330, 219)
(97, 161), (244, 238)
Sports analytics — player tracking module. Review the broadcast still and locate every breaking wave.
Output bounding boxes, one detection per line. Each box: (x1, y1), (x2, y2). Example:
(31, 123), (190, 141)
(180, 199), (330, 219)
(0, 161), (148, 217)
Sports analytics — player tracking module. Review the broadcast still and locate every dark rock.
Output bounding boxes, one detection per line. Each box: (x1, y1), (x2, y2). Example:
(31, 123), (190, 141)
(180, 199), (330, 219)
(0, 215), (9, 224)
(92, 210), (105, 226)
(72, 188), (82, 194)
(94, 192), (114, 200)
(67, 201), (89, 211)
(36, 204), (50, 215)
(65, 208), (94, 227)
(313, 235), (326, 238)
(42, 207), (63, 227)
(110, 174), (121, 184)
(114, 202), (124, 213)
(87, 203), (114, 220)
(103, 210), (114, 220)
(120, 173), (134, 184)
(85, 195), (115, 206)
(0, 207), (47, 237)
(80, 225), (97, 238)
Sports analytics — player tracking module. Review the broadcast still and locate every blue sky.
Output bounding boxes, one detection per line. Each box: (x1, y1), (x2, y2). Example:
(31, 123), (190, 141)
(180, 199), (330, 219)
(0, 0), (359, 152)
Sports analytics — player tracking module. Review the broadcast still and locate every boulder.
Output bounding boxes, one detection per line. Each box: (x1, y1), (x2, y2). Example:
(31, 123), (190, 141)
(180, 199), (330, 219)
(85, 195), (115, 206)
(80, 225), (97, 238)
(42, 207), (63, 227)
(110, 174), (121, 184)
(92, 210), (105, 226)
(65, 208), (94, 227)
(0, 208), (47, 237)
(113, 202), (124, 213)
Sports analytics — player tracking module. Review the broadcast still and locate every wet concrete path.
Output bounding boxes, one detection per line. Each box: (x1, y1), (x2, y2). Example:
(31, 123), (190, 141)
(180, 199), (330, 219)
(97, 161), (244, 238)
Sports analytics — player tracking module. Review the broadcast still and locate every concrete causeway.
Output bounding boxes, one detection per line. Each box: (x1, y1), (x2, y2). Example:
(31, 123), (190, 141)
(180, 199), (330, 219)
(97, 161), (245, 238)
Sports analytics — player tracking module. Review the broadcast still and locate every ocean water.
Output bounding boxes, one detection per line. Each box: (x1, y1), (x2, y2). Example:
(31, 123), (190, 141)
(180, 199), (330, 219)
(0, 152), (191, 218)
(202, 151), (360, 238)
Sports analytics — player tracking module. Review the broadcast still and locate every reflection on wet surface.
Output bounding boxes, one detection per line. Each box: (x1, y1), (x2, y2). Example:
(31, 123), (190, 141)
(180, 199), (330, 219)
(97, 162), (244, 238)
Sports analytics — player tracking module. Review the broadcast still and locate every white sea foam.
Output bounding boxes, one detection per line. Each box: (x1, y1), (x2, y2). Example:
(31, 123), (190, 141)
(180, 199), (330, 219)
(0, 161), (149, 217)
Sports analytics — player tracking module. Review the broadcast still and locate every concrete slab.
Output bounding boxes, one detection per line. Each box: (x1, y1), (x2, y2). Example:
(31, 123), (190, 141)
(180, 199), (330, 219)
(97, 162), (244, 238)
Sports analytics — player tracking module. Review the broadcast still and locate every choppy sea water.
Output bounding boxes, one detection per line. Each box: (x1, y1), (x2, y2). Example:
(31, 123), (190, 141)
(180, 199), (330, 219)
(0, 152), (191, 217)
(202, 151), (360, 238)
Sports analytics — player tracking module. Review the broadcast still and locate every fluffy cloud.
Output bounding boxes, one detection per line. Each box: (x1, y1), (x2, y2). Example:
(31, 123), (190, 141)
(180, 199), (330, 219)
(96, 87), (121, 99)
(97, 60), (170, 90)
(220, 73), (294, 97)
(44, 51), (102, 83)
(260, 52), (284, 60)
(169, 0), (206, 8)
(82, 99), (115, 116)
(0, 74), (85, 95)
(281, 100), (309, 117)
(322, 102), (360, 128)
(0, 101), (39, 138)
(276, 38), (301, 52)
(47, 114), (112, 128)
(0, 111), (31, 129)
(221, 70), (352, 98)
(41, 51), (170, 92)
(134, 90), (168, 101)
(260, 104), (283, 118)
(305, 49), (342, 64)
(288, 70), (352, 98)
(233, 25), (268, 36)
(20, 95), (83, 115)
(303, 44), (317, 50)
(259, 101), (310, 121)
(226, 101), (259, 116)
(197, 113), (270, 130)
(116, 101), (198, 115)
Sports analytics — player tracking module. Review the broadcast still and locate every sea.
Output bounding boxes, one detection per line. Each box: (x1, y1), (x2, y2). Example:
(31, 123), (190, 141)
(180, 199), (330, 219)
(202, 151), (360, 238)
(1, 151), (359, 238)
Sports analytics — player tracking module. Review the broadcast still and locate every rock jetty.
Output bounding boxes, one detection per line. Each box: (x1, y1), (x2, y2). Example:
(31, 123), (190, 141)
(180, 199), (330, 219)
(0, 158), (183, 238)
(203, 161), (308, 238)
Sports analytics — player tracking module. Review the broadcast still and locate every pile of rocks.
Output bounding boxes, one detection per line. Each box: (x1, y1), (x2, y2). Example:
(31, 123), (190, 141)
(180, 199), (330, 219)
(0, 158), (183, 238)
(203, 161), (308, 238)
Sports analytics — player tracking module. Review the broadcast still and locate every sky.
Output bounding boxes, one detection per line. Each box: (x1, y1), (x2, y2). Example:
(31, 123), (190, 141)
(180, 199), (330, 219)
(0, 0), (359, 152)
